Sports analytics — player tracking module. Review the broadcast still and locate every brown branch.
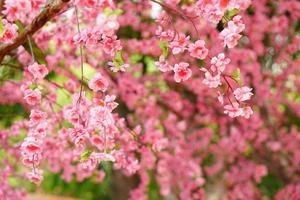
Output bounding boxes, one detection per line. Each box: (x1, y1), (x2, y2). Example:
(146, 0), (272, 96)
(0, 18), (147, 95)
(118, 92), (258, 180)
(0, 0), (4, 15)
(0, 0), (70, 63)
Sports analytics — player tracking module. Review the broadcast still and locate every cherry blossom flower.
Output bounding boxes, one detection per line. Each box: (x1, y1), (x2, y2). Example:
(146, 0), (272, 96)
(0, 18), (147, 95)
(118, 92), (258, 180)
(21, 136), (42, 155)
(169, 33), (190, 55)
(188, 40), (208, 60)
(155, 56), (173, 72)
(173, 62), (192, 83)
(0, 19), (18, 44)
(89, 73), (109, 92)
(2, 0), (31, 22)
(210, 53), (231, 73)
(29, 109), (46, 126)
(233, 86), (253, 101)
(108, 62), (129, 72)
(102, 35), (122, 57)
(220, 17), (245, 48)
(201, 68), (222, 88)
(23, 89), (42, 106)
(232, 15), (246, 33)
(241, 106), (253, 119)
(224, 102), (243, 118)
(26, 170), (43, 184)
(27, 62), (49, 80)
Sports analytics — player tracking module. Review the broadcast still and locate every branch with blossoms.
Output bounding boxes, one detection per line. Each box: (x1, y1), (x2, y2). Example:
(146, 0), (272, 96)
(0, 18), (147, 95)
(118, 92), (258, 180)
(153, 1), (254, 118)
(0, 0), (70, 63)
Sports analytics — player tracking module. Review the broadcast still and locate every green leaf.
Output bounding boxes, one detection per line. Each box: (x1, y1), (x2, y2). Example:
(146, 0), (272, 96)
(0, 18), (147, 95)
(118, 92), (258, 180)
(221, 9), (240, 25)
(230, 68), (243, 85)
(104, 8), (123, 16)
(144, 56), (157, 74)
(130, 53), (143, 64)
(231, 68), (240, 78)
(158, 41), (169, 58)
(0, 17), (5, 37)
(114, 9), (124, 16)
(70, 62), (96, 80)
(15, 21), (46, 64)
(80, 150), (92, 161)
(258, 173), (284, 198)
(112, 51), (124, 68)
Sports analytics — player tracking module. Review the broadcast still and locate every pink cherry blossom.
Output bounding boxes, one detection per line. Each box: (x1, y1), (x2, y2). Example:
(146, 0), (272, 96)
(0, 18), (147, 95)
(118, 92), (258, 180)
(23, 89), (42, 106)
(241, 106), (253, 119)
(169, 33), (190, 55)
(188, 40), (208, 60)
(27, 62), (49, 80)
(224, 102), (243, 118)
(201, 68), (222, 88)
(220, 18), (244, 48)
(173, 62), (192, 83)
(26, 170), (43, 184)
(21, 136), (42, 155)
(102, 35), (122, 57)
(233, 86), (253, 101)
(155, 56), (173, 72)
(108, 62), (129, 72)
(0, 19), (18, 44)
(29, 109), (46, 126)
(210, 53), (231, 73)
(88, 73), (109, 92)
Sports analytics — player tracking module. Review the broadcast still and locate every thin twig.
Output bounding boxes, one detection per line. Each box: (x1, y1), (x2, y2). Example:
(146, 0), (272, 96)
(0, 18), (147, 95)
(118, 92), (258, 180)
(27, 36), (35, 62)
(74, 6), (84, 105)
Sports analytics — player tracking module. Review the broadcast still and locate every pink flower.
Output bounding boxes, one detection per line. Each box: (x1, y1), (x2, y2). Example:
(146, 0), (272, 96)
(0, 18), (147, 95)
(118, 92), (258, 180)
(91, 135), (104, 148)
(2, 0), (31, 22)
(155, 56), (173, 72)
(104, 95), (118, 111)
(224, 102), (243, 118)
(0, 19), (18, 44)
(27, 62), (49, 80)
(169, 33), (190, 54)
(80, 153), (99, 171)
(173, 62), (192, 82)
(233, 86), (253, 101)
(232, 15), (245, 33)
(26, 170), (43, 184)
(89, 73), (109, 92)
(210, 53), (230, 73)
(220, 21), (243, 48)
(108, 62), (129, 72)
(201, 68), (222, 88)
(241, 106), (253, 119)
(102, 35), (122, 57)
(159, 29), (175, 42)
(94, 152), (115, 162)
(254, 165), (267, 183)
(203, 5), (224, 24)
(22, 154), (41, 167)
(188, 40), (208, 59)
(21, 137), (42, 155)
(29, 109), (46, 126)
(23, 89), (41, 106)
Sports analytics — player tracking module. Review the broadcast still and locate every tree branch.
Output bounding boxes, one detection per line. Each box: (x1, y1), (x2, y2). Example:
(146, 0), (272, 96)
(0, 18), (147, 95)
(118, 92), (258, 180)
(0, 0), (70, 63)
(0, 0), (4, 15)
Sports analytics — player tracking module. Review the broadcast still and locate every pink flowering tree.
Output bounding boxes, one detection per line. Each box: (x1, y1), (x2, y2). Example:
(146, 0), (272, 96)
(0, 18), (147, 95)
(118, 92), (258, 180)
(0, 0), (300, 199)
